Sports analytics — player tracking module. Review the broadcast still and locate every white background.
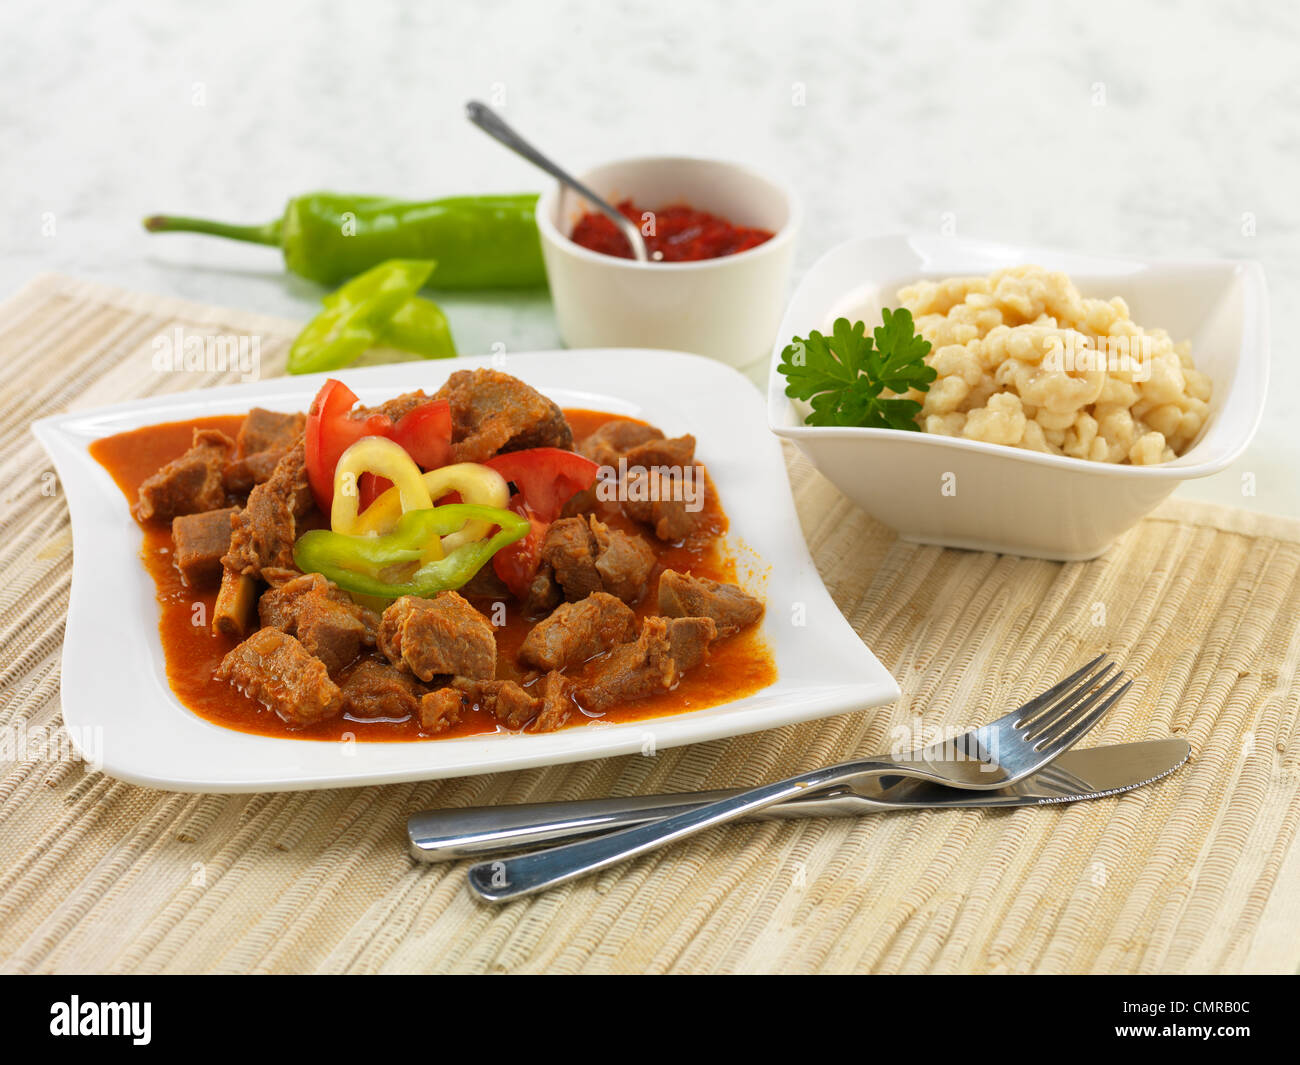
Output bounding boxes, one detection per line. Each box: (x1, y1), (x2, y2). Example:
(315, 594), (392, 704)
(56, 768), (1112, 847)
(5, 0), (1297, 513)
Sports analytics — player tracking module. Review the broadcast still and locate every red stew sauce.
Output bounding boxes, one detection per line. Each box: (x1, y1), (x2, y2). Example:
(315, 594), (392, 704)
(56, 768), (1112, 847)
(569, 200), (774, 261)
(90, 410), (776, 742)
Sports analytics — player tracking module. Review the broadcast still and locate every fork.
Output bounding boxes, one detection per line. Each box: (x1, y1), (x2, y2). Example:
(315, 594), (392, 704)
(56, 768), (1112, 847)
(466, 655), (1130, 901)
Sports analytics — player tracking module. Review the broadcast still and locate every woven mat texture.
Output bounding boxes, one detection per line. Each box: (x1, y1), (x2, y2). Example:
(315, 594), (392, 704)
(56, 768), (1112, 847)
(1, 274), (1297, 974)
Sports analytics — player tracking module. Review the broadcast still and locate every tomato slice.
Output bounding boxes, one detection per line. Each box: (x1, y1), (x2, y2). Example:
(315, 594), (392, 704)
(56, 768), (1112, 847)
(486, 448), (599, 524)
(389, 399), (453, 471)
(304, 381), (454, 512)
(492, 495), (547, 599)
(307, 380), (382, 510)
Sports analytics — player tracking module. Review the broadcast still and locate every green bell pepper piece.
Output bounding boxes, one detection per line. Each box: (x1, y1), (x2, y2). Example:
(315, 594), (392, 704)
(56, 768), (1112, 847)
(292, 504), (530, 600)
(287, 259), (444, 374)
(142, 192), (546, 289)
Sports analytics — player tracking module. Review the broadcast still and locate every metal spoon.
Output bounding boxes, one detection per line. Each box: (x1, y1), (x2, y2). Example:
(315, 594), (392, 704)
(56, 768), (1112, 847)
(465, 100), (652, 262)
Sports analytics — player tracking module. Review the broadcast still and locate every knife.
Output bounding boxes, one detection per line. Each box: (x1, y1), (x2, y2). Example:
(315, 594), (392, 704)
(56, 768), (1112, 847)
(407, 738), (1189, 862)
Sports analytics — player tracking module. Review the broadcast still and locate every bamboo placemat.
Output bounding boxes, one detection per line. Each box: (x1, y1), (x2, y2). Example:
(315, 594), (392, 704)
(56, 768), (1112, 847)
(1, 273), (1296, 974)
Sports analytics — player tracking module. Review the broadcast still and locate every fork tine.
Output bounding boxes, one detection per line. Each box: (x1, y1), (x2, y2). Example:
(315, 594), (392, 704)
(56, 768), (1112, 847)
(1011, 654), (1108, 724)
(1020, 662), (1116, 741)
(1033, 674), (1130, 753)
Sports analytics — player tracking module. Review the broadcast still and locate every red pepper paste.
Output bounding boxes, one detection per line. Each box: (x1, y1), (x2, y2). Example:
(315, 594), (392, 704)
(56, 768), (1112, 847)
(569, 200), (774, 261)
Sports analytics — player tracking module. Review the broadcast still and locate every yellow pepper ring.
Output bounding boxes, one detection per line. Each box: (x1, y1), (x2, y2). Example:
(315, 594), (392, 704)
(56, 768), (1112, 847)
(331, 437), (438, 558)
(354, 462), (510, 549)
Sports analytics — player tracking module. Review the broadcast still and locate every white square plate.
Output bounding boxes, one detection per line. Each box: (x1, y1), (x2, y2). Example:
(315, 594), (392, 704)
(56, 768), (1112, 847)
(33, 349), (899, 792)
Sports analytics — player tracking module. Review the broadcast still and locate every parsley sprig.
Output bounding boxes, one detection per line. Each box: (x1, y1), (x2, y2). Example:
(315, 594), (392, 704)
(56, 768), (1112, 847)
(777, 309), (936, 430)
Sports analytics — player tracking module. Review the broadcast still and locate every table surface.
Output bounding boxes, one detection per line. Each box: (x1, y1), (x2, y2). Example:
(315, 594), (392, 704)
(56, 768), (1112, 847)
(5, 0), (1298, 510)
(1, 275), (1296, 974)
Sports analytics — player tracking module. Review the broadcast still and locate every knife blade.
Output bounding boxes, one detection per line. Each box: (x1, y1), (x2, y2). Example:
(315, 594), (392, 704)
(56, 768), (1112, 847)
(407, 738), (1189, 862)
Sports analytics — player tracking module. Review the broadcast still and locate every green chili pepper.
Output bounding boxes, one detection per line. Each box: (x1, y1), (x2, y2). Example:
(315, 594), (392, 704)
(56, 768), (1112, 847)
(292, 503), (530, 600)
(143, 192), (545, 289)
(287, 259), (456, 374)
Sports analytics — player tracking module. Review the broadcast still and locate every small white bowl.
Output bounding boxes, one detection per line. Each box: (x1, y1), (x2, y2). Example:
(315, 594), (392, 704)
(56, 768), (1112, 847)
(767, 234), (1270, 561)
(537, 156), (800, 367)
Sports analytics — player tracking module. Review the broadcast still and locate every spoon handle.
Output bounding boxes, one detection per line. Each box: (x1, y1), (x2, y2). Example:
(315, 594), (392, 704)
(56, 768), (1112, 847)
(465, 100), (648, 261)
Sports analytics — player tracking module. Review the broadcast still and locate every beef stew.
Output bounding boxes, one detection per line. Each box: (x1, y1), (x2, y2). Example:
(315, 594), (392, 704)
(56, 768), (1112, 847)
(91, 371), (774, 742)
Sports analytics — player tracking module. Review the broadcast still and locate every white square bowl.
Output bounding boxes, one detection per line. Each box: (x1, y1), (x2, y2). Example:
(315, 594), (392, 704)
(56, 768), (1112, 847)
(767, 235), (1269, 560)
(33, 349), (899, 793)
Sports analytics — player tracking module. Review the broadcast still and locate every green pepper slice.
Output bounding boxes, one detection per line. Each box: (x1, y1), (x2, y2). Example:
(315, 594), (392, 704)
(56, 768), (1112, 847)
(287, 259), (437, 375)
(292, 503), (530, 600)
(379, 296), (456, 360)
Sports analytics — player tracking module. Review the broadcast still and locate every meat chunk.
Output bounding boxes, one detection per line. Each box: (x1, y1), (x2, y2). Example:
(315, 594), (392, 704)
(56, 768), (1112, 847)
(578, 420), (664, 468)
(531, 671), (575, 733)
(216, 627), (343, 726)
(460, 562), (511, 600)
(237, 408), (306, 456)
(519, 591), (636, 671)
(224, 409), (308, 496)
(540, 517), (602, 602)
(624, 433), (696, 470)
(452, 677), (539, 730)
(539, 515), (655, 605)
(259, 439), (313, 514)
(261, 567), (303, 588)
(171, 507), (237, 586)
(419, 687), (465, 733)
(378, 592), (496, 681)
(657, 571), (764, 636)
(577, 617), (677, 712)
(604, 431), (707, 543)
(135, 429), (233, 522)
(223, 449), (285, 496)
(576, 419), (699, 537)
(259, 573), (377, 675)
(294, 605), (366, 675)
(525, 566), (562, 614)
(589, 517), (655, 603)
(258, 573), (371, 631)
(223, 442), (313, 577)
(664, 616), (716, 671)
(353, 390), (431, 424)
(622, 469), (706, 542)
(577, 615), (717, 712)
(338, 658), (424, 720)
(268, 573), (379, 633)
(558, 486), (599, 519)
(433, 369), (573, 462)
